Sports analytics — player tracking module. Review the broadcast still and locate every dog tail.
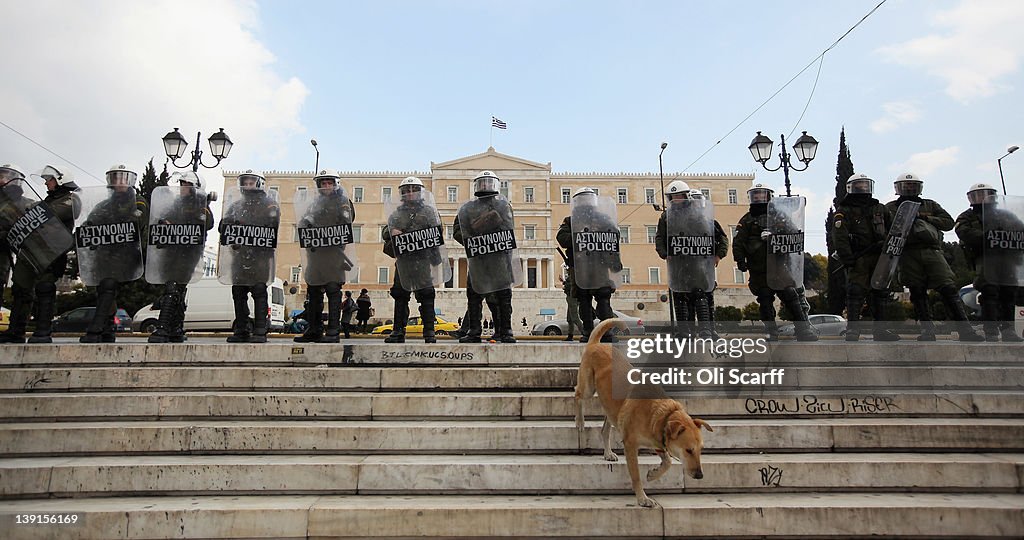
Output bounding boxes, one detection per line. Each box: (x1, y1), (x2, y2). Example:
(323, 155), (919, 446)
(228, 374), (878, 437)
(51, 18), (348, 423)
(588, 318), (627, 345)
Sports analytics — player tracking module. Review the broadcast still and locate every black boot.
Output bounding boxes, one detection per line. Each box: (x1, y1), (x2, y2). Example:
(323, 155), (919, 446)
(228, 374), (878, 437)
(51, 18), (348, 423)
(693, 291), (714, 339)
(705, 292), (721, 340)
(148, 284), (180, 344)
(908, 287), (936, 341)
(496, 290), (515, 343)
(845, 289), (864, 341)
(227, 285), (251, 343)
(385, 298), (409, 344)
(0, 283), (32, 343)
(979, 288), (1001, 342)
(250, 285), (269, 343)
(320, 284), (342, 343)
(871, 290), (900, 342)
(295, 289), (325, 343)
(937, 285), (983, 342)
(781, 288), (817, 342)
(81, 279), (117, 343)
(757, 292), (779, 341)
(168, 286), (188, 343)
(577, 291), (595, 343)
(999, 294), (1023, 342)
(27, 281), (57, 344)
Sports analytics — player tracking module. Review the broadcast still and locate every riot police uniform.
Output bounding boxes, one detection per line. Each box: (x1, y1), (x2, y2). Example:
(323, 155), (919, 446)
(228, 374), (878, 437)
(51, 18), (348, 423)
(955, 183), (1024, 342)
(79, 164), (148, 343)
(832, 174), (899, 341)
(885, 173), (982, 342)
(294, 169), (356, 343)
(381, 177), (444, 343)
(557, 188), (622, 343)
(453, 171), (518, 344)
(220, 170), (280, 343)
(147, 172), (215, 343)
(0, 166), (80, 343)
(0, 164), (32, 312)
(655, 184), (729, 338)
(732, 184), (817, 341)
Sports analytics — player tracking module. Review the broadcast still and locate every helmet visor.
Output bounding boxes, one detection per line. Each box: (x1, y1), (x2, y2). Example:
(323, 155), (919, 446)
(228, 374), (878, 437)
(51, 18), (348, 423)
(315, 177), (339, 192)
(400, 184), (422, 200)
(848, 179), (873, 195)
(668, 191), (689, 203)
(748, 188), (771, 204)
(474, 176), (499, 195)
(106, 170), (137, 188)
(895, 181), (922, 197)
(968, 189), (997, 205)
(238, 174), (264, 191)
(0, 167), (25, 186)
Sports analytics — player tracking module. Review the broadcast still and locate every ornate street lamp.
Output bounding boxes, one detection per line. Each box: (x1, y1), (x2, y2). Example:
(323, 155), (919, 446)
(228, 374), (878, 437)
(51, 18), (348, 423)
(998, 145), (1019, 195)
(162, 127), (233, 173)
(748, 131), (818, 196)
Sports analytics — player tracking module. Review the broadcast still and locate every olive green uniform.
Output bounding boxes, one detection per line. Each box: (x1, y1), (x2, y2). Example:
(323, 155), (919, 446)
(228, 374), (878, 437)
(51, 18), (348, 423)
(885, 197), (979, 340)
(833, 194), (897, 340)
(955, 206), (1023, 341)
(733, 204), (814, 339)
(656, 213), (728, 336)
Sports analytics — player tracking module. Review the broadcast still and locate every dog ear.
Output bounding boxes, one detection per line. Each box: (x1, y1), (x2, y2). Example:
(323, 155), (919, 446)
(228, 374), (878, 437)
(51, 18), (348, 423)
(667, 419), (687, 439)
(693, 418), (714, 432)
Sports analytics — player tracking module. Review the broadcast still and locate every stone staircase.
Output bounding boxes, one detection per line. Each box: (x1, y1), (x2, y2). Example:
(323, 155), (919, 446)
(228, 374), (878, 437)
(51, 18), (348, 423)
(0, 341), (1022, 539)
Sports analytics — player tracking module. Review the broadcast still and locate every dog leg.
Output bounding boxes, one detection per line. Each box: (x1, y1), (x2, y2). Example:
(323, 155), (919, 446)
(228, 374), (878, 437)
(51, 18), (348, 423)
(646, 449), (672, 482)
(624, 440), (657, 507)
(601, 419), (618, 461)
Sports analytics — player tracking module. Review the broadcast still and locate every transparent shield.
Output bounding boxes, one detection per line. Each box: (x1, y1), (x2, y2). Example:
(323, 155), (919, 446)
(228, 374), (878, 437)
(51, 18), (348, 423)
(294, 187), (358, 286)
(216, 187), (280, 286)
(458, 195), (522, 294)
(74, 186), (144, 286)
(1, 183), (74, 275)
(385, 189), (451, 291)
(570, 194), (622, 290)
(983, 195), (1024, 286)
(666, 198), (716, 292)
(145, 186), (209, 285)
(870, 200), (920, 290)
(767, 196), (807, 290)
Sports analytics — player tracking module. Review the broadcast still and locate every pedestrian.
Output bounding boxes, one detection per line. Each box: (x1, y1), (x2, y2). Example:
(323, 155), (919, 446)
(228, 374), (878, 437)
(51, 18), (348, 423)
(341, 290), (356, 339)
(356, 288), (371, 333)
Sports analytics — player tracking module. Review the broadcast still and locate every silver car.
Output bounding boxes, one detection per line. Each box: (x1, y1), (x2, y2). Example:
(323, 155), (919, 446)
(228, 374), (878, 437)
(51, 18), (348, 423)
(778, 314), (847, 337)
(530, 310), (646, 336)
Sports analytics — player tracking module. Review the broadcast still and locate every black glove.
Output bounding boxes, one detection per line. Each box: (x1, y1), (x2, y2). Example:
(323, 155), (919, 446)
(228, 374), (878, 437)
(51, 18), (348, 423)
(736, 260), (748, 272)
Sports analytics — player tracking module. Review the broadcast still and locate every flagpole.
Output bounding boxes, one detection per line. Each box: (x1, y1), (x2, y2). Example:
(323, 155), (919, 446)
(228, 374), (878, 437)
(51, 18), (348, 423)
(489, 117), (493, 148)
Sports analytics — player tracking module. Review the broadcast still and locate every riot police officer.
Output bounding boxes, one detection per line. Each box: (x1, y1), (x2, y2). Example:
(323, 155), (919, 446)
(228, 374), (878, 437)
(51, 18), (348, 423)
(293, 169), (356, 343)
(0, 165), (80, 344)
(79, 164), (148, 343)
(557, 187), (622, 343)
(146, 172), (215, 343)
(833, 174), (899, 341)
(453, 170), (518, 344)
(0, 164), (31, 311)
(381, 176), (447, 343)
(955, 183), (1023, 342)
(655, 184), (729, 338)
(733, 183), (817, 341)
(886, 173), (982, 342)
(219, 170), (280, 343)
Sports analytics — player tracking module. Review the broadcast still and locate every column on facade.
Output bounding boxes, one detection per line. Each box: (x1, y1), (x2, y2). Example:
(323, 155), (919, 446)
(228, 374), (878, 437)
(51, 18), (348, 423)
(452, 257), (460, 288)
(547, 257), (555, 289)
(521, 257), (529, 288)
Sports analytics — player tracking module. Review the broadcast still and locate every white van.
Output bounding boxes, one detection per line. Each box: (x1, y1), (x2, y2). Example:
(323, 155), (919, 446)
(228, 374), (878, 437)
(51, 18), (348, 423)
(132, 277), (286, 333)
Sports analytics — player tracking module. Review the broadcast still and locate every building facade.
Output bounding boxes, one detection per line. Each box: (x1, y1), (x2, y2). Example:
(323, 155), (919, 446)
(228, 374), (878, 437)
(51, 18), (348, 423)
(230, 147), (758, 327)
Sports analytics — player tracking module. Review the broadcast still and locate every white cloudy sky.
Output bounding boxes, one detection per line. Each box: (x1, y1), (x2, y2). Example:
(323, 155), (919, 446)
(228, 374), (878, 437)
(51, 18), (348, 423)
(2, 0), (1023, 254)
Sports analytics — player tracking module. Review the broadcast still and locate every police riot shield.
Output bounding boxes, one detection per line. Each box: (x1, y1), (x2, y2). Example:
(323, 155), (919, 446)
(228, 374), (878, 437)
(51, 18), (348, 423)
(458, 195), (522, 294)
(145, 186), (209, 285)
(870, 200), (921, 290)
(570, 193), (622, 290)
(385, 190), (451, 291)
(294, 187), (357, 287)
(1, 183), (75, 275)
(666, 199), (715, 293)
(217, 187), (280, 286)
(74, 186), (144, 286)
(767, 196), (807, 290)
(983, 195), (1024, 286)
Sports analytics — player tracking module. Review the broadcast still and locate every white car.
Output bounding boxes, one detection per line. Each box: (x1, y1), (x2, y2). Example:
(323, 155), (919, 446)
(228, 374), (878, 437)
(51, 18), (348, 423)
(531, 310), (646, 336)
(779, 314), (847, 337)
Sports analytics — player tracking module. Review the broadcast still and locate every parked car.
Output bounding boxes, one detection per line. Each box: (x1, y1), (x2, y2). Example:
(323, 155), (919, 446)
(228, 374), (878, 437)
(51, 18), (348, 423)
(132, 277), (286, 333)
(778, 314), (847, 337)
(0, 307), (9, 332)
(531, 310), (646, 336)
(960, 284), (1024, 337)
(372, 316), (460, 336)
(53, 307), (133, 333)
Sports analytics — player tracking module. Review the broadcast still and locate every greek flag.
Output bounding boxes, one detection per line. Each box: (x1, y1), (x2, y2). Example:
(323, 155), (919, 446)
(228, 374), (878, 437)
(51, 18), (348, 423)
(491, 116), (507, 129)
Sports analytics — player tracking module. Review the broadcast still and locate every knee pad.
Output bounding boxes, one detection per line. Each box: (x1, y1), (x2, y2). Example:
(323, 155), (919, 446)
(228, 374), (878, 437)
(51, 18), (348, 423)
(34, 281), (56, 296)
(97, 278), (118, 294)
(323, 282), (341, 295)
(414, 287), (435, 303)
(847, 283), (867, 299)
(778, 287), (799, 302)
(595, 287), (614, 300)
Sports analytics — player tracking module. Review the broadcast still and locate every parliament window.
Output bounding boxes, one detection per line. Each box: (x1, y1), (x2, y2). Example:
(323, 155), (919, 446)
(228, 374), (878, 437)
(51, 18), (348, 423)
(646, 226), (657, 244)
(701, 188), (711, 200)
(617, 188), (628, 204)
(561, 188), (571, 204)
(728, 188), (738, 204)
(447, 186), (458, 203)
(353, 186), (364, 203)
(382, 187), (392, 203)
(645, 188), (656, 204)
(352, 225), (362, 243)
(524, 187), (534, 203)
(649, 267), (661, 284)
(619, 226), (630, 244)
(377, 267), (389, 284)
(524, 224), (536, 240)
(290, 266), (301, 283)
(621, 268), (631, 284)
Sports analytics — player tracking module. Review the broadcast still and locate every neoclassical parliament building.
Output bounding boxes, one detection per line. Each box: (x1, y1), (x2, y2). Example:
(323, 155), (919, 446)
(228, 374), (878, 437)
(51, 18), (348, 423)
(230, 147), (758, 325)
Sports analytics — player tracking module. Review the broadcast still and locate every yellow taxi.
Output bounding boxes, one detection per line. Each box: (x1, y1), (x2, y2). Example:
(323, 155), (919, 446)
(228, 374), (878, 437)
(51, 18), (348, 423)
(372, 316), (459, 336)
(0, 308), (9, 332)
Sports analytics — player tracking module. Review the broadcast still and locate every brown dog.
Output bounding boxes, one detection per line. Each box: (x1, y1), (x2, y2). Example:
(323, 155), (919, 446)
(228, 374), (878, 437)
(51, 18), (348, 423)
(574, 318), (713, 507)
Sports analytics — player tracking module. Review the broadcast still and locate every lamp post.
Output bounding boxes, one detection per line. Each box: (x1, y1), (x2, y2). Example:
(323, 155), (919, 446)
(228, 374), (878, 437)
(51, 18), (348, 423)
(656, 142), (668, 211)
(311, 139), (320, 174)
(161, 128), (233, 176)
(748, 131), (818, 196)
(998, 145), (1019, 195)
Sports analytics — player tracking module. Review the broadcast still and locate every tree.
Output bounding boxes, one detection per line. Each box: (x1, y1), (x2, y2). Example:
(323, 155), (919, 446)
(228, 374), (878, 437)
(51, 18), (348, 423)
(741, 302), (761, 321)
(804, 253), (827, 292)
(715, 305), (742, 321)
(825, 127), (854, 315)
